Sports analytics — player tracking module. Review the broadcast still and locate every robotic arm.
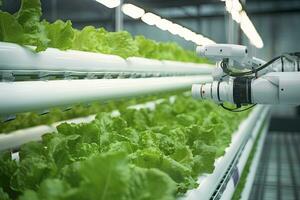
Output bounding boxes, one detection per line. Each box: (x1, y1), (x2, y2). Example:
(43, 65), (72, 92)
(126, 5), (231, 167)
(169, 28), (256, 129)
(192, 44), (300, 109)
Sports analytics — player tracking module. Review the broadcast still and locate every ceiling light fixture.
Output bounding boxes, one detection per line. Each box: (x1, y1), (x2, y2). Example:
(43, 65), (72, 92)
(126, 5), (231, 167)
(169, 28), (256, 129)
(95, 0), (120, 8)
(155, 19), (173, 31)
(167, 24), (183, 35)
(225, 0), (263, 48)
(240, 11), (264, 48)
(141, 12), (161, 25)
(121, 4), (145, 19)
(121, 3), (216, 46)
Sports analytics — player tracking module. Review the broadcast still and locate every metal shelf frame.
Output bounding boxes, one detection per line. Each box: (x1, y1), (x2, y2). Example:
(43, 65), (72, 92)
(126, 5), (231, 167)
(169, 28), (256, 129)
(0, 41), (270, 199)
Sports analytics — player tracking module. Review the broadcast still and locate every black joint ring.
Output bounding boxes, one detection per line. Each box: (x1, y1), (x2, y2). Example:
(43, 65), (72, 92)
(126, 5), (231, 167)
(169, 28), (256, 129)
(200, 84), (204, 99)
(281, 57), (284, 72)
(217, 81), (221, 102)
(210, 83), (213, 100)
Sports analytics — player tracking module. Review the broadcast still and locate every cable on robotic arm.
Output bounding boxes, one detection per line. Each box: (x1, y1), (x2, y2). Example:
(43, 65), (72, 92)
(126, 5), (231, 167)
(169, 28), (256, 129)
(221, 56), (281, 77)
(293, 52), (300, 71)
(220, 103), (257, 112)
(220, 52), (300, 78)
(219, 52), (300, 112)
(215, 74), (257, 112)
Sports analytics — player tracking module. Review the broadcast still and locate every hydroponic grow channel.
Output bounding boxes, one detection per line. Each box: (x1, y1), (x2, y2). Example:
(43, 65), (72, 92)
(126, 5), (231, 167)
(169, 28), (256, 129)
(0, 42), (270, 200)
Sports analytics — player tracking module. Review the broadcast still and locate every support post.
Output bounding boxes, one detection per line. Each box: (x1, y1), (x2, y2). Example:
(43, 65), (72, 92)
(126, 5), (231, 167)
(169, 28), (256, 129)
(115, 0), (123, 31)
(227, 13), (235, 44)
(51, 0), (57, 22)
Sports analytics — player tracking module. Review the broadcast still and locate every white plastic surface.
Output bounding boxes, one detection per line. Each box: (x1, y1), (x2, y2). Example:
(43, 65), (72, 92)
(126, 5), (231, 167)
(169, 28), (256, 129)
(193, 71), (300, 105)
(191, 81), (234, 103)
(0, 42), (214, 75)
(196, 44), (248, 65)
(220, 178), (235, 200)
(0, 114), (100, 151)
(0, 125), (55, 151)
(279, 72), (300, 104)
(162, 60), (213, 74)
(252, 72), (300, 105)
(191, 84), (202, 99)
(252, 75), (279, 104)
(0, 42), (127, 72)
(257, 57), (299, 77)
(126, 57), (164, 73)
(0, 75), (212, 116)
(0, 115), (98, 151)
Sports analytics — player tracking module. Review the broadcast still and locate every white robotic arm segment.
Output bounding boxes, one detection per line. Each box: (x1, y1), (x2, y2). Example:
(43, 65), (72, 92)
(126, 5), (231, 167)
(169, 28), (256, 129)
(192, 72), (300, 105)
(275, 72), (300, 104)
(251, 74), (279, 104)
(197, 44), (265, 70)
(256, 56), (299, 77)
(193, 44), (300, 108)
(192, 80), (234, 103)
(197, 44), (248, 63)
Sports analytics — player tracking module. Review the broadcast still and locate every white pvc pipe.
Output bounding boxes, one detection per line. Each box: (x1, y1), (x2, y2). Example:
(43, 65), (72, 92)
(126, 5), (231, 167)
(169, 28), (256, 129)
(0, 115), (96, 151)
(0, 125), (56, 151)
(0, 42), (127, 72)
(0, 76), (212, 116)
(0, 42), (214, 75)
(0, 97), (173, 150)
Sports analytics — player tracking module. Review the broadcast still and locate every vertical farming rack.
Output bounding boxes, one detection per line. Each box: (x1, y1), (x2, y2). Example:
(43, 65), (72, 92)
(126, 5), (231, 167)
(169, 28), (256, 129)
(0, 41), (270, 200)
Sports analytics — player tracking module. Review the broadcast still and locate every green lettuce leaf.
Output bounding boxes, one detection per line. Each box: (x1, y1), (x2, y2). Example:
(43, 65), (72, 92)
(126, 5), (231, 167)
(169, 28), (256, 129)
(128, 167), (176, 200)
(19, 179), (76, 200)
(0, 151), (18, 197)
(43, 20), (75, 50)
(0, 12), (24, 43)
(0, 188), (10, 200)
(16, 0), (49, 51)
(77, 152), (130, 200)
(130, 149), (191, 183)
